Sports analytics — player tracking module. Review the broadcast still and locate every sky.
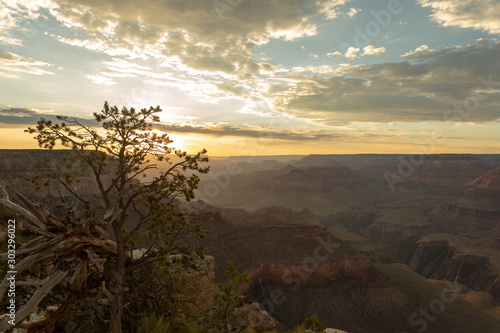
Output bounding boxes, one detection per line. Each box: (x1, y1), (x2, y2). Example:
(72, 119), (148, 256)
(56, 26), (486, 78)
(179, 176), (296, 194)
(1, 0), (500, 156)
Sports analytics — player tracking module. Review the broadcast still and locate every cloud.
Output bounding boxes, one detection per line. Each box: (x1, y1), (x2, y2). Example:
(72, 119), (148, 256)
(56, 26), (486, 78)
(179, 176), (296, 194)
(267, 40), (500, 125)
(0, 71), (20, 78)
(0, 0), (354, 92)
(291, 65), (335, 75)
(0, 105), (443, 144)
(0, 106), (46, 117)
(0, 109), (348, 142)
(346, 8), (360, 17)
(5, 0), (499, 136)
(362, 45), (386, 56)
(0, 1), (54, 46)
(327, 51), (343, 57)
(153, 122), (408, 143)
(85, 74), (116, 86)
(320, 0), (352, 19)
(332, 45), (386, 58)
(345, 47), (360, 58)
(36, 0), (350, 78)
(0, 108), (92, 129)
(418, 0), (500, 34)
(0, 49), (54, 75)
(1, 0), (373, 124)
(402, 44), (430, 57)
(154, 123), (344, 142)
(0, 111), (97, 127)
(86, 58), (155, 84)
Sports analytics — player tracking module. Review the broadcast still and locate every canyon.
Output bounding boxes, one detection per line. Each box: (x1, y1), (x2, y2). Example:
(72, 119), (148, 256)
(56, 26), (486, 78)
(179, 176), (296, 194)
(195, 153), (500, 331)
(1, 150), (500, 332)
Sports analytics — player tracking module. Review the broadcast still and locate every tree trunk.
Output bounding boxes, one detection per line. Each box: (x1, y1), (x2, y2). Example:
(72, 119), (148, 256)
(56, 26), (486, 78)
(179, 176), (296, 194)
(109, 223), (125, 333)
(109, 293), (123, 333)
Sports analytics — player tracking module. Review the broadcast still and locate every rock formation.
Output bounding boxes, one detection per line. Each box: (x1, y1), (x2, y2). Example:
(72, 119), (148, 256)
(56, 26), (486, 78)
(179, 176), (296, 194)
(194, 206), (410, 332)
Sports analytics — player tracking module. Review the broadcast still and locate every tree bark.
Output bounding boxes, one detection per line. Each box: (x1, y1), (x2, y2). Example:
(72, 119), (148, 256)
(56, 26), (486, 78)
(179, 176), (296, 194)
(109, 222), (125, 333)
(109, 292), (123, 333)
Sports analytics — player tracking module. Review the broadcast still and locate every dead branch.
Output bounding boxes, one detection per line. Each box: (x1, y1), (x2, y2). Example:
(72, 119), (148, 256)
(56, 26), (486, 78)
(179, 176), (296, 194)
(86, 248), (106, 272)
(0, 184), (126, 329)
(0, 186), (47, 231)
(0, 270), (69, 331)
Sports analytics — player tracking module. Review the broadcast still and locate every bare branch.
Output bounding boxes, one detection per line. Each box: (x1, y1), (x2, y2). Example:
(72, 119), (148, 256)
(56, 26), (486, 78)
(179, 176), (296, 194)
(52, 174), (90, 210)
(7, 187), (49, 226)
(86, 248), (106, 272)
(15, 280), (46, 287)
(0, 270), (69, 331)
(0, 186), (47, 231)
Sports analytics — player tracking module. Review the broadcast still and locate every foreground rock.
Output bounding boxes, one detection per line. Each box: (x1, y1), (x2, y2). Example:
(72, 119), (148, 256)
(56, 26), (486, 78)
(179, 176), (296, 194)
(172, 254), (278, 332)
(231, 302), (278, 332)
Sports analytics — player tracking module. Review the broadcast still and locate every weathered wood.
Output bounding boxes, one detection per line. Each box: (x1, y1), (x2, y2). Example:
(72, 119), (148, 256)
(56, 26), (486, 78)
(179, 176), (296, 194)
(0, 183), (127, 330)
(0, 234), (65, 260)
(24, 302), (74, 333)
(0, 270), (69, 331)
(14, 280), (46, 287)
(86, 248), (106, 272)
(7, 186), (52, 227)
(15, 236), (45, 253)
(0, 251), (56, 300)
(68, 260), (88, 291)
(0, 186), (47, 231)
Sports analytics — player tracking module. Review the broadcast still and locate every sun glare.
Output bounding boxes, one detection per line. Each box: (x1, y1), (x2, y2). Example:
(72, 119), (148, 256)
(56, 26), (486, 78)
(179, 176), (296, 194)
(143, 129), (186, 153)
